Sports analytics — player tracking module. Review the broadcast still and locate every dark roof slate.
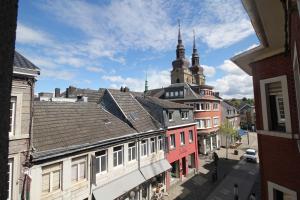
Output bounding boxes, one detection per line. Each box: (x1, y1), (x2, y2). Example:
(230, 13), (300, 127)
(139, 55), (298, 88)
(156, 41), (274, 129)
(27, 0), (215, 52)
(136, 96), (192, 109)
(14, 51), (39, 70)
(32, 101), (136, 154)
(106, 89), (162, 132)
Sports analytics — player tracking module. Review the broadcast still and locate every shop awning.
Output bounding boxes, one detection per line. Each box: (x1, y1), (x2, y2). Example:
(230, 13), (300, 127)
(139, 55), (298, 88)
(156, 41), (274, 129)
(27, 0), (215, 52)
(92, 170), (145, 200)
(140, 159), (171, 180)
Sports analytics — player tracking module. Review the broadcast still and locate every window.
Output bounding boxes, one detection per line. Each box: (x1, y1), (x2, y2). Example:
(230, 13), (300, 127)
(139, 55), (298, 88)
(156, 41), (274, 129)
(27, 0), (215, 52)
(213, 103), (219, 110)
(175, 91), (178, 96)
(113, 146), (123, 167)
(189, 130), (193, 143)
(42, 163), (62, 194)
(165, 92), (169, 97)
(170, 134), (176, 149)
(128, 142), (136, 161)
(7, 159), (13, 200)
(180, 132), (185, 145)
(213, 117), (219, 127)
(206, 119), (211, 128)
(168, 111), (173, 121)
(196, 103), (200, 110)
(196, 119), (211, 129)
(276, 96), (285, 123)
(71, 156), (87, 183)
(170, 92), (174, 97)
(95, 150), (107, 173)
(141, 140), (148, 157)
(181, 111), (188, 119)
(9, 97), (16, 136)
(200, 103), (205, 110)
(158, 136), (163, 151)
(179, 90), (183, 96)
(205, 103), (210, 110)
(150, 138), (156, 154)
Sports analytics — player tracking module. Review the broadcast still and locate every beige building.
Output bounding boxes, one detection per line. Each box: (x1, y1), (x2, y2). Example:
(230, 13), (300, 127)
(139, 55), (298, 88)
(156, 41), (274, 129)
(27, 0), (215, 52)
(8, 51), (40, 200)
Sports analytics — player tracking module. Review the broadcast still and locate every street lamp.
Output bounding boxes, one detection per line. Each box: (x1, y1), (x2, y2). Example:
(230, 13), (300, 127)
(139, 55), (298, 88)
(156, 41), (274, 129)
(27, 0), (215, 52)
(233, 183), (239, 200)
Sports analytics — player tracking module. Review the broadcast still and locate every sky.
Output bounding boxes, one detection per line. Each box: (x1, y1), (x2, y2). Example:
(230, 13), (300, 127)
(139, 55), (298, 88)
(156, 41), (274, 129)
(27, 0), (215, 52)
(16, 0), (259, 99)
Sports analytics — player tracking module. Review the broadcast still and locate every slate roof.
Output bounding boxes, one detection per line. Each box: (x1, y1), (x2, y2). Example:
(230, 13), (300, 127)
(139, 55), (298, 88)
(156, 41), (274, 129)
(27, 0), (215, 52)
(32, 101), (136, 155)
(136, 96), (192, 109)
(144, 88), (165, 98)
(13, 51), (40, 76)
(104, 89), (162, 132)
(61, 87), (105, 103)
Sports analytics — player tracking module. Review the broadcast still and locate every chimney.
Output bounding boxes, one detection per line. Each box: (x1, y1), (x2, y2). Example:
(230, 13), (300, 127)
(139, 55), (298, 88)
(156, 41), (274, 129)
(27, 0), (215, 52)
(120, 86), (124, 92)
(215, 92), (220, 97)
(124, 87), (130, 92)
(77, 95), (88, 102)
(55, 88), (60, 97)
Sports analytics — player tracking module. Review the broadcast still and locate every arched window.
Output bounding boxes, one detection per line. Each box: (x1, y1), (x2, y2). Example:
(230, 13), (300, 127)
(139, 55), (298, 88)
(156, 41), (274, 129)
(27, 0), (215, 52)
(176, 78), (180, 83)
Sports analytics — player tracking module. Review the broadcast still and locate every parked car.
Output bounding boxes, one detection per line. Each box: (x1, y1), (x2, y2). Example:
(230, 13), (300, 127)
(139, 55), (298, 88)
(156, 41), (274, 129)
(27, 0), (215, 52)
(243, 149), (258, 163)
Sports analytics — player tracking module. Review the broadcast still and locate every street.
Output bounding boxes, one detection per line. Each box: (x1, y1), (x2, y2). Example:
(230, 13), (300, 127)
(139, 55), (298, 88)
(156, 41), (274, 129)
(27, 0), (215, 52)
(166, 132), (260, 200)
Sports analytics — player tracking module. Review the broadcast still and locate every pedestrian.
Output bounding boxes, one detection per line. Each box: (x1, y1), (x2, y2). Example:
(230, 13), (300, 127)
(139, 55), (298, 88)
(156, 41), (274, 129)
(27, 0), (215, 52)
(213, 152), (219, 166)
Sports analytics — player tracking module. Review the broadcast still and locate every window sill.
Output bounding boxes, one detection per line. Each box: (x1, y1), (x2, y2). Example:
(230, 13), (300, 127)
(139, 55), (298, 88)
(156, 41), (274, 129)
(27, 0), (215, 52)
(257, 130), (299, 139)
(42, 189), (62, 198)
(96, 171), (108, 176)
(72, 179), (88, 187)
(9, 134), (30, 140)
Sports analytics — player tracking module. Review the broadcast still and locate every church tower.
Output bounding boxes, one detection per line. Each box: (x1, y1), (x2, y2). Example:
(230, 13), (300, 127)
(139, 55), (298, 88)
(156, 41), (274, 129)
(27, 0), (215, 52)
(190, 30), (205, 85)
(171, 21), (193, 84)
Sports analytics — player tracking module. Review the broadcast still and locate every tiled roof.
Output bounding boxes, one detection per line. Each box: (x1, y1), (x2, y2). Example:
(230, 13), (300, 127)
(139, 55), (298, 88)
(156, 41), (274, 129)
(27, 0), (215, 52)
(136, 96), (192, 109)
(14, 51), (39, 70)
(104, 89), (162, 132)
(32, 101), (136, 154)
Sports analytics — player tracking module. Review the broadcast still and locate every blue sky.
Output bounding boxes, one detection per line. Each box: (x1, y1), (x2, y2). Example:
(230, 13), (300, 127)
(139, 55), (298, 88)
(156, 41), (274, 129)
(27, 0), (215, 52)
(16, 0), (258, 98)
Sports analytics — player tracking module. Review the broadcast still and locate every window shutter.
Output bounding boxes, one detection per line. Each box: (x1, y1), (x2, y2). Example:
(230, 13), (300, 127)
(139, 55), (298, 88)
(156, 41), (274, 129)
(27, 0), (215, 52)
(165, 136), (169, 153)
(267, 81), (282, 95)
(91, 155), (97, 185)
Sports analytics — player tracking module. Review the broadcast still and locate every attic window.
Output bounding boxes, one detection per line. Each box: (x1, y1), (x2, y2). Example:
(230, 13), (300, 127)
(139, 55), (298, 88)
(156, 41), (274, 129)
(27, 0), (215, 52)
(103, 119), (111, 125)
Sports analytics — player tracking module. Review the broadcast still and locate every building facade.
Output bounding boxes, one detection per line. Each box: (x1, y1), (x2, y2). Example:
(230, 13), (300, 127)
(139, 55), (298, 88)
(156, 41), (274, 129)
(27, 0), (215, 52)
(232, 0), (300, 199)
(8, 51), (39, 200)
(239, 104), (256, 131)
(136, 96), (199, 188)
(220, 100), (240, 147)
(29, 101), (170, 200)
(146, 27), (222, 155)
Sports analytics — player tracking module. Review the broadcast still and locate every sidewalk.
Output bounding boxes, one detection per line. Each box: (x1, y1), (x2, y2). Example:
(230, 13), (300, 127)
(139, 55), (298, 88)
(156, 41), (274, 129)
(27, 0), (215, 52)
(206, 159), (259, 200)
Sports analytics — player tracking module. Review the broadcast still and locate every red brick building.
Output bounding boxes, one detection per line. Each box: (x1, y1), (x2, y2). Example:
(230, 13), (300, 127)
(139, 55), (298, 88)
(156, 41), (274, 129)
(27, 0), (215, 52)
(136, 96), (199, 189)
(232, 0), (300, 199)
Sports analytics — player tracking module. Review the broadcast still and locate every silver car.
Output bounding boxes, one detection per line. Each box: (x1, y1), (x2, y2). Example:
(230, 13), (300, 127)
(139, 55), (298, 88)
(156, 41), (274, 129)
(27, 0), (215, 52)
(243, 149), (258, 163)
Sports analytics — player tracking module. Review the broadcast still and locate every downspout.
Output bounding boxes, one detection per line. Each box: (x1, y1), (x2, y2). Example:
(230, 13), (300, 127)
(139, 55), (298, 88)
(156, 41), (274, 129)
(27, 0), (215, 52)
(281, 0), (290, 56)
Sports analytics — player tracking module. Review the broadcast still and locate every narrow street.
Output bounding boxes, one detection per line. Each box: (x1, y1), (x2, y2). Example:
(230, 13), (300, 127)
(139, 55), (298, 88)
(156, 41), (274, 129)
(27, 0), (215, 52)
(166, 132), (260, 200)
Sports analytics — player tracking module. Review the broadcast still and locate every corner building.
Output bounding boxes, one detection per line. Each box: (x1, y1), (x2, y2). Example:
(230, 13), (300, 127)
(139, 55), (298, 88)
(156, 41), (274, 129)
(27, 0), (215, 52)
(147, 26), (222, 155)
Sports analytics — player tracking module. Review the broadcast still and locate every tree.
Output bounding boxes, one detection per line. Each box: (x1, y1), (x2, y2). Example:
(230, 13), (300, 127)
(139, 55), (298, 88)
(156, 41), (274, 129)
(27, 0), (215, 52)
(219, 119), (237, 159)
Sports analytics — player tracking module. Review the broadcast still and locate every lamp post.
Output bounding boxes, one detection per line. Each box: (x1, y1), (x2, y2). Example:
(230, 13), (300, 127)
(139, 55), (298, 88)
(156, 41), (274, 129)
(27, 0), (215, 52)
(234, 183), (239, 200)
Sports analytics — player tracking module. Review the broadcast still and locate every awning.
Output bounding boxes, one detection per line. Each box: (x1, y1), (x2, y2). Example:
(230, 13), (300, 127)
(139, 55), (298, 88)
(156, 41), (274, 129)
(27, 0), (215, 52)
(92, 170), (145, 200)
(140, 159), (171, 180)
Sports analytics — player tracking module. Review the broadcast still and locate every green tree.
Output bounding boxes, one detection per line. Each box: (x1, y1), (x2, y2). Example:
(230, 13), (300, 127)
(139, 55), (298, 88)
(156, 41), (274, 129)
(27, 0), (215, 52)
(219, 119), (238, 159)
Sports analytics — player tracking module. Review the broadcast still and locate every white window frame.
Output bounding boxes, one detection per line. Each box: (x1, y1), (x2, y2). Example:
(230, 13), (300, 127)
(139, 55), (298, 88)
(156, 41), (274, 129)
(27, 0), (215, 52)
(170, 134), (176, 149)
(260, 75), (292, 133)
(170, 92), (174, 97)
(267, 181), (297, 200)
(189, 130), (193, 143)
(96, 150), (107, 174)
(113, 146), (123, 167)
(9, 97), (16, 136)
(158, 136), (163, 151)
(7, 159), (13, 200)
(181, 111), (188, 120)
(141, 140), (148, 157)
(180, 132), (185, 145)
(213, 117), (219, 127)
(179, 90), (183, 96)
(42, 163), (62, 194)
(293, 43), (300, 134)
(128, 142), (136, 162)
(166, 92), (169, 97)
(150, 138), (156, 154)
(175, 91), (179, 96)
(71, 156), (87, 183)
(213, 103), (219, 111)
(275, 96), (285, 123)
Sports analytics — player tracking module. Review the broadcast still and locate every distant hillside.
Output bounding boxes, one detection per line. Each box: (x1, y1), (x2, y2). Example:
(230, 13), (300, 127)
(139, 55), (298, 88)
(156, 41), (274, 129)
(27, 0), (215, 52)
(225, 97), (254, 109)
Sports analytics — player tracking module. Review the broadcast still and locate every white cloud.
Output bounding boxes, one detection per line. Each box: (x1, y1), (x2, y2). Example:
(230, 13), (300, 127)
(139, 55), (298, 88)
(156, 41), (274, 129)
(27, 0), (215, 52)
(210, 59), (253, 99)
(16, 23), (52, 45)
(86, 66), (104, 73)
(202, 65), (216, 77)
(219, 60), (245, 75)
(41, 69), (76, 81)
(102, 69), (170, 92)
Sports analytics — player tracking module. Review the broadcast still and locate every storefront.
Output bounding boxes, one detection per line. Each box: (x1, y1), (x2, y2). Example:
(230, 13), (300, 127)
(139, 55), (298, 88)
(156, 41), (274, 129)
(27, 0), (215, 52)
(198, 131), (220, 155)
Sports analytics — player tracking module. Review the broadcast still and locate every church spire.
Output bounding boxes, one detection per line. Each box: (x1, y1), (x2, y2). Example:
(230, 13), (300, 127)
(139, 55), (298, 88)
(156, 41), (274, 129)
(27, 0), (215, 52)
(191, 29), (199, 66)
(144, 72), (148, 93)
(176, 19), (185, 59)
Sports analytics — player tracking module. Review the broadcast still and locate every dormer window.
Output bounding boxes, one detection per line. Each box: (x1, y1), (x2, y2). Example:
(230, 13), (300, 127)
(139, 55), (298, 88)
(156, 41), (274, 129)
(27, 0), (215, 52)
(168, 111), (173, 121)
(175, 91), (179, 96)
(181, 111), (189, 120)
(179, 90), (183, 96)
(166, 92), (169, 97)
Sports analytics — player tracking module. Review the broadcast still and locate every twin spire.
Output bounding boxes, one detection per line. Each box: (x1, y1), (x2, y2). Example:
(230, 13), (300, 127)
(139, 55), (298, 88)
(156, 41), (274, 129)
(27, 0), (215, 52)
(176, 20), (199, 66)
